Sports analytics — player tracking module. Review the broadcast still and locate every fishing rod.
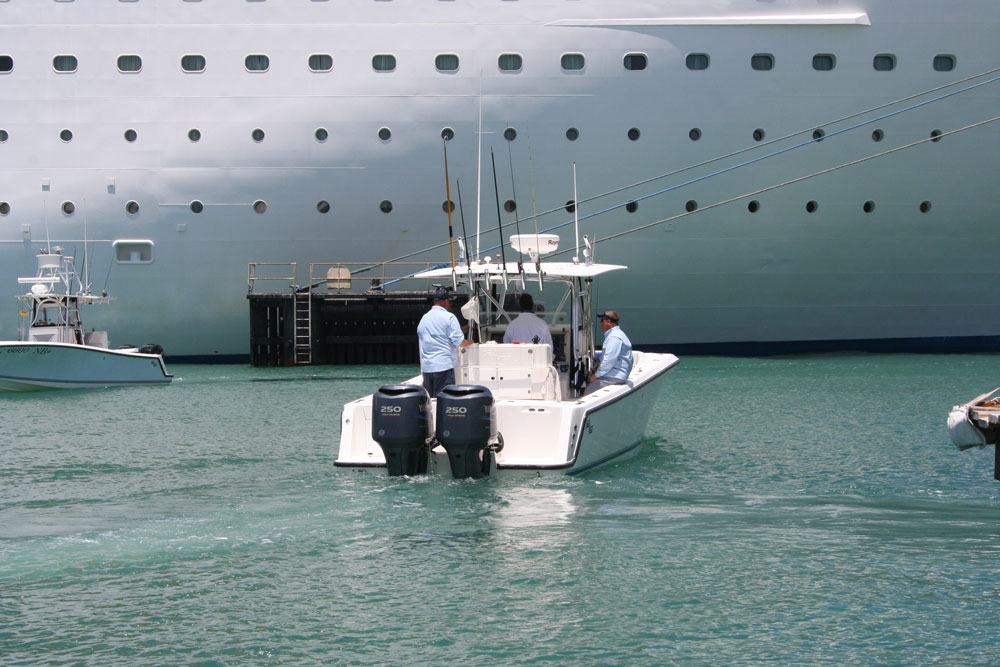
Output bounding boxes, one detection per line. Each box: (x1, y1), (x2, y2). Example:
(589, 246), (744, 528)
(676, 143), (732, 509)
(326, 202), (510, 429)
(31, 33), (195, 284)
(443, 139), (456, 286)
(506, 139), (524, 276)
(489, 147), (508, 279)
(455, 178), (479, 342)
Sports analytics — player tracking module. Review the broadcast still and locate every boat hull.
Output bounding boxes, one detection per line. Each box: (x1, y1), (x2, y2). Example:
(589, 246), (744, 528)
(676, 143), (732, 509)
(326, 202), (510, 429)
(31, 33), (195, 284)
(0, 342), (173, 391)
(336, 351), (679, 476)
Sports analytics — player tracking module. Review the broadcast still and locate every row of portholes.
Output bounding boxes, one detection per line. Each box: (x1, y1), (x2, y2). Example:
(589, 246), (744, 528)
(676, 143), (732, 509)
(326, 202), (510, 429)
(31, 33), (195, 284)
(9, 126), (947, 146)
(0, 198), (936, 218)
(15, 51), (958, 76)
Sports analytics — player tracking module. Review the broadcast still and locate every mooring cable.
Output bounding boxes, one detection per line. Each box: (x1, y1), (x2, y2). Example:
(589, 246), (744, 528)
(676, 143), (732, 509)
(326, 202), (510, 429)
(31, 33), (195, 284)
(355, 67), (1000, 274)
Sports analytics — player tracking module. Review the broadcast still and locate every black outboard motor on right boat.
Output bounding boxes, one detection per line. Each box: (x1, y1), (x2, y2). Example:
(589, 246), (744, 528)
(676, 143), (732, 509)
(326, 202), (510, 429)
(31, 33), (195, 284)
(435, 384), (496, 479)
(372, 384), (431, 476)
(139, 343), (164, 355)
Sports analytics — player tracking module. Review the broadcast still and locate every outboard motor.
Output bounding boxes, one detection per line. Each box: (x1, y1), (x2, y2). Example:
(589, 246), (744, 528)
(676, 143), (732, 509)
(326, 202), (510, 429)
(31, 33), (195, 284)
(372, 384), (431, 476)
(140, 343), (164, 355)
(435, 385), (496, 479)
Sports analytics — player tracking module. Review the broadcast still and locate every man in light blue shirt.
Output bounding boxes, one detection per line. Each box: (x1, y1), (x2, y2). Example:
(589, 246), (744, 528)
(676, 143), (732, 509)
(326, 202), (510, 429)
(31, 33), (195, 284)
(586, 310), (633, 394)
(417, 287), (473, 396)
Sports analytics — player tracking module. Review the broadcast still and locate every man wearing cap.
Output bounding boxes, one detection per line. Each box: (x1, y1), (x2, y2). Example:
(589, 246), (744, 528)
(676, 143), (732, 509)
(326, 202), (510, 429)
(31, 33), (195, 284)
(503, 293), (552, 347)
(586, 310), (633, 394)
(417, 287), (473, 397)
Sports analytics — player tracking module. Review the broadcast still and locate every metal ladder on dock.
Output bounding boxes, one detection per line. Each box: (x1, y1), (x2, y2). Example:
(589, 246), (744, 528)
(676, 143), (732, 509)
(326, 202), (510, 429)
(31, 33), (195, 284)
(294, 291), (312, 365)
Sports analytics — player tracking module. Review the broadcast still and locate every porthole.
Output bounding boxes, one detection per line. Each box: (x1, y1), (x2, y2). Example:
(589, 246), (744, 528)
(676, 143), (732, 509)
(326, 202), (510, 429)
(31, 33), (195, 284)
(627, 128), (640, 141)
(125, 200), (139, 215)
(751, 54), (774, 71)
(933, 54), (956, 72)
(0, 55), (12, 73)
(873, 54), (896, 72)
(689, 128), (701, 141)
(188, 128), (201, 142)
(245, 55), (269, 72)
(378, 127), (392, 142)
(812, 128), (826, 141)
(435, 54), (459, 72)
(53, 55), (78, 73)
(623, 53), (647, 71)
(181, 55), (206, 72)
(504, 127), (517, 142)
(863, 201), (876, 213)
(60, 129), (73, 142)
(561, 53), (585, 71)
(124, 129), (137, 142)
(317, 200), (330, 214)
(309, 54), (332, 72)
(442, 200), (455, 213)
(806, 200), (818, 213)
(62, 201), (75, 216)
(117, 55), (142, 73)
(565, 200), (576, 214)
(872, 129), (884, 142)
(753, 128), (765, 142)
(498, 53), (522, 72)
(441, 127), (454, 141)
(685, 200), (698, 213)
(379, 200), (393, 214)
(372, 54), (396, 72)
(252, 128), (265, 143)
(625, 201), (638, 213)
(686, 53), (709, 70)
(253, 200), (267, 214)
(190, 200), (204, 214)
(0, 202), (10, 215)
(920, 201), (932, 213)
(566, 127), (579, 141)
(812, 54), (835, 71)
(503, 200), (516, 213)
(930, 129), (943, 143)
(0, 129), (7, 142)
(748, 200), (760, 213)
(315, 127), (328, 142)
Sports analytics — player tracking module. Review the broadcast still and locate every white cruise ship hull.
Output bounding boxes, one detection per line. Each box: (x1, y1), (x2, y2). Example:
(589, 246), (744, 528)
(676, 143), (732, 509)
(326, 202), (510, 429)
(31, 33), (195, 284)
(1, 1), (998, 359)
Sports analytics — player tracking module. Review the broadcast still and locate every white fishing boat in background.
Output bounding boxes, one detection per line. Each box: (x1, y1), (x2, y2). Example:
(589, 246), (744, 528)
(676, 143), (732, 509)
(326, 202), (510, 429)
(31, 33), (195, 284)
(0, 249), (172, 392)
(336, 234), (679, 477)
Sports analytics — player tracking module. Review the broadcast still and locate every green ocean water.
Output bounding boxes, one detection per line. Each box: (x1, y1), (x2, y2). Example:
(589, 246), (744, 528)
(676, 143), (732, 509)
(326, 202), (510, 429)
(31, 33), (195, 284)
(2, 354), (998, 665)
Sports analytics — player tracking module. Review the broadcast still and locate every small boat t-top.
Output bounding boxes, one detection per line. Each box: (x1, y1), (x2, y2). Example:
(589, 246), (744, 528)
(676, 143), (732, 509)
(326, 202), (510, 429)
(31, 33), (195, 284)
(336, 234), (680, 477)
(0, 248), (172, 392)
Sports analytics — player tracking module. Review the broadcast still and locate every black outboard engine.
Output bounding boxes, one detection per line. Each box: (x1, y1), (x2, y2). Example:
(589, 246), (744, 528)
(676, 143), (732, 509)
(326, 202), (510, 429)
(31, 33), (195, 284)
(372, 384), (431, 476)
(435, 385), (496, 479)
(139, 343), (164, 355)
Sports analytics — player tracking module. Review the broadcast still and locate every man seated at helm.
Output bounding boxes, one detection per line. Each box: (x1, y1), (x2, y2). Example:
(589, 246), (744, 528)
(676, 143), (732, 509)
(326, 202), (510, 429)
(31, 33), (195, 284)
(503, 293), (553, 347)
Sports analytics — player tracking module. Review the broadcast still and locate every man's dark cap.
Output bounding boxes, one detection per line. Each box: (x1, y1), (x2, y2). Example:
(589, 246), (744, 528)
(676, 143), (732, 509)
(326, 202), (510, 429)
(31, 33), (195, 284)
(433, 287), (452, 301)
(597, 311), (619, 323)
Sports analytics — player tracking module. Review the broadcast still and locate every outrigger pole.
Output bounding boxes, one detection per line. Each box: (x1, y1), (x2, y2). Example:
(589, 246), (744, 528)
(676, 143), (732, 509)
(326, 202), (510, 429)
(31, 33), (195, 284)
(443, 140), (456, 280)
(506, 141), (524, 277)
(490, 148), (508, 277)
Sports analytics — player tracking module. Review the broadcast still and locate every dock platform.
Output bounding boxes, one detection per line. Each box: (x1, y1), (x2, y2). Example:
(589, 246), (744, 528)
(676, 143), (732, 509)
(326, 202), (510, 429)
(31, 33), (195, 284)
(247, 262), (466, 366)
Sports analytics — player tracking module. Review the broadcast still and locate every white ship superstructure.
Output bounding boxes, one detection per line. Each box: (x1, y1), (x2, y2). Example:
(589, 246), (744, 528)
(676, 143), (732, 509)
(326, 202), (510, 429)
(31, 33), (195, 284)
(1, 1), (998, 359)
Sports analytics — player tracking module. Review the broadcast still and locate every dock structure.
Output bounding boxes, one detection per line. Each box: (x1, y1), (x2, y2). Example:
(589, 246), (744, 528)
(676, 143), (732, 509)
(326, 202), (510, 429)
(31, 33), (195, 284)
(247, 262), (466, 366)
